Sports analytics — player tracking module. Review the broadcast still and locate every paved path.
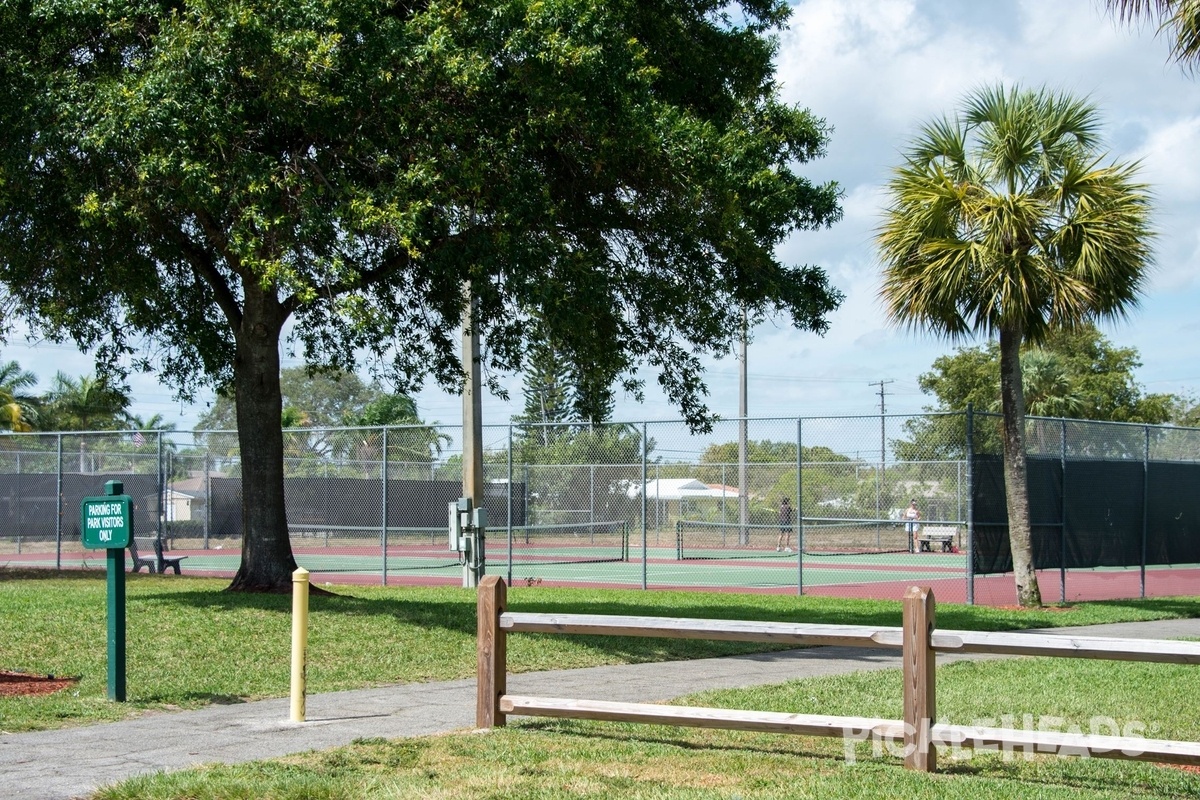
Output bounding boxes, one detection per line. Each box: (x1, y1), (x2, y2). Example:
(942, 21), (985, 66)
(2, 618), (1197, 800)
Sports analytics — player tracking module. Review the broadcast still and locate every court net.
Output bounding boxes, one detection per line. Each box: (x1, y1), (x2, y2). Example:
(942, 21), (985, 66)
(675, 518), (913, 560)
(494, 520), (630, 565)
(289, 520), (629, 570)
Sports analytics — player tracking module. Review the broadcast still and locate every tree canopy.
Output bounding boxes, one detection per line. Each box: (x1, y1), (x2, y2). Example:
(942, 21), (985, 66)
(914, 327), (1175, 424)
(0, 1), (843, 590)
(197, 367), (413, 430)
(40, 372), (132, 432)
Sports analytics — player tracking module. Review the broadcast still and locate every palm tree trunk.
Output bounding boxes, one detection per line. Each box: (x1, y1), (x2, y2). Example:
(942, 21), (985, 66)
(227, 284), (297, 592)
(999, 325), (1042, 606)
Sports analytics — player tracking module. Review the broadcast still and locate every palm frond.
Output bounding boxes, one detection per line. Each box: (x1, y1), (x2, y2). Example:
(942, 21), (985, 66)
(1109, 0), (1200, 66)
(877, 84), (1153, 348)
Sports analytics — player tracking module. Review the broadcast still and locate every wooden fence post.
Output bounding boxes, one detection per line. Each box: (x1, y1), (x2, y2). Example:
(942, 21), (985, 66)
(902, 586), (936, 772)
(477, 575), (507, 728)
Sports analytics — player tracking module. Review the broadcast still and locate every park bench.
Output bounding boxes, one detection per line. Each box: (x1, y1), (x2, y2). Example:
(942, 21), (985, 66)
(128, 534), (186, 574)
(917, 525), (958, 552)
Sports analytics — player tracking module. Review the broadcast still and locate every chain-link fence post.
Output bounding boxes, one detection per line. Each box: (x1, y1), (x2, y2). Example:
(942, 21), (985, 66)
(795, 416), (803, 596)
(381, 426), (389, 586)
(640, 422), (648, 590)
(1059, 418), (1067, 603)
(1141, 424), (1149, 599)
(14, 448), (21, 554)
(506, 424), (514, 585)
(157, 432), (165, 549)
(203, 447), (211, 549)
(966, 405), (975, 605)
(55, 433), (64, 570)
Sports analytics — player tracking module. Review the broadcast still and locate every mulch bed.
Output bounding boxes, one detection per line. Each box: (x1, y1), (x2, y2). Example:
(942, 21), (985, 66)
(0, 670), (78, 697)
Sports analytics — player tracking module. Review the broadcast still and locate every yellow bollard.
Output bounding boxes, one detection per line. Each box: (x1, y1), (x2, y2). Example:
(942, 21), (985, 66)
(290, 567), (310, 723)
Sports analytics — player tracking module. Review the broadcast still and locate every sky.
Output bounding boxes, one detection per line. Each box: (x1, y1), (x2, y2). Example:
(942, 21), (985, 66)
(10, 0), (1200, 432)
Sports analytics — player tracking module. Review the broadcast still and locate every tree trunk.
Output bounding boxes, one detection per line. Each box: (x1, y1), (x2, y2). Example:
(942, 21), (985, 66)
(998, 325), (1042, 606)
(226, 284), (297, 592)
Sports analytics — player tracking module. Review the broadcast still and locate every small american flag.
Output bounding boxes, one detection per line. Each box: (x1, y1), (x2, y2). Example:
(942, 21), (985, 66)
(132, 432), (146, 447)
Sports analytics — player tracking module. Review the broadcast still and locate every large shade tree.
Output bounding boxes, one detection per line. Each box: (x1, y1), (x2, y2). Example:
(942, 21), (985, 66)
(0, 1), (842, 591)
(877, 86), (1153, 606)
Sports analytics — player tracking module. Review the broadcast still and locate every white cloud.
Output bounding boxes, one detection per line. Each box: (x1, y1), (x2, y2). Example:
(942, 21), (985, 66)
(1136, 116), (1200, 199)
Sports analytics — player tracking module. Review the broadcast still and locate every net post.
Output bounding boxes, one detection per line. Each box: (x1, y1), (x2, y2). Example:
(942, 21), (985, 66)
(902, 585), (937, 773)
(477, 575), (507, 728)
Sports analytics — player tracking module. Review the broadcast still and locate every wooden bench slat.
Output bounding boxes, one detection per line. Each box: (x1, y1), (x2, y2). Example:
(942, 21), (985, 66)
(500, 612), (903, 649)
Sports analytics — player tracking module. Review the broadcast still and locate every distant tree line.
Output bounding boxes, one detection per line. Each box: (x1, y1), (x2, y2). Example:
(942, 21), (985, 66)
(0, 361), (165, 433)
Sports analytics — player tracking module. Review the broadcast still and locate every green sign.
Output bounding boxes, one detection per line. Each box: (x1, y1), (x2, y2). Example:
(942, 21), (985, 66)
(81, 488), (132, 550)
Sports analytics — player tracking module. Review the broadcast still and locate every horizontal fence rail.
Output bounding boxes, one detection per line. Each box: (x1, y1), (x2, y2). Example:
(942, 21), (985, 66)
(477, 576), (1200, 773)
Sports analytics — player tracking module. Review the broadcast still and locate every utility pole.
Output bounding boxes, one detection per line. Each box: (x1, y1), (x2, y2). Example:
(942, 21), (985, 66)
(462, 284), (484, 587)
(871, 380), (894, 527)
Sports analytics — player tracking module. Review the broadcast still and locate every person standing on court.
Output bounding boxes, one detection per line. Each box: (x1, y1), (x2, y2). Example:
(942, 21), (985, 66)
(904, 499), (921, 552)
(777, 497), (794, 552)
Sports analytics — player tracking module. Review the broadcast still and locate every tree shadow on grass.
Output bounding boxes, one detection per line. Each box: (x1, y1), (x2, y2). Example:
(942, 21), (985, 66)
(128, 584), (1200, 668)
(0, 566), (107, 582)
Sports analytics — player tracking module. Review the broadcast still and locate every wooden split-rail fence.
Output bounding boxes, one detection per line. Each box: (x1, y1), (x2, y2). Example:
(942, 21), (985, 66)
(475, 575), (1200, 772)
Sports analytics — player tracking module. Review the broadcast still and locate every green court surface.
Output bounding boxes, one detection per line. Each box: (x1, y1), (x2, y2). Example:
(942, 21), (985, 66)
(11, 544), (968, 590)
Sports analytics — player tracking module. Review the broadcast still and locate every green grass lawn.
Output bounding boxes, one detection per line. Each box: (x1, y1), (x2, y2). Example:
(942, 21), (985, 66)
(2, 567), (1199, 737)
(93, 655), (1200, 799)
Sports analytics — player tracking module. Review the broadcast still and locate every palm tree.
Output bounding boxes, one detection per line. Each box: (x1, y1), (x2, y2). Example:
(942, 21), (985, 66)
(992, 351), (1085, 454)
(0, 360), (40, 432)
(42, 372), (131, 431)
(877, 86), (1153, 606)
(1108, 1), (1200, 68)
(1020, 351), (1085, 420)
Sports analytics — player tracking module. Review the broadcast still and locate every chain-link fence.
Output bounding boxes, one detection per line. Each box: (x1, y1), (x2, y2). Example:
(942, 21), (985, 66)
(3, 410), (1197, 604)
(970, 411), (1200, 606)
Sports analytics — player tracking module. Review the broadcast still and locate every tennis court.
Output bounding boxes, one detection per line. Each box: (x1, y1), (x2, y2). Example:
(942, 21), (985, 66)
(3, 515), (968, 595)
(8, 519), (1196, 604)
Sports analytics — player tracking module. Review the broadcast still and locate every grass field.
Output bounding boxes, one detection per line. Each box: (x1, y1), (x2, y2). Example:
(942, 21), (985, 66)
(5, 568), (1199, 799)
(3, 567), (1199, 736)
(93, 656), (1200, 799)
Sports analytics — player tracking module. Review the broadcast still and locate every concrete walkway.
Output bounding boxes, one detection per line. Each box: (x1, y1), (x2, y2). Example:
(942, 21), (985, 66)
(2, 618), (1197, 800)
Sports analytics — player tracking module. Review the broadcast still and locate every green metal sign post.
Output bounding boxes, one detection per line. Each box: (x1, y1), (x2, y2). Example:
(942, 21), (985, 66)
(81, 480), (131, 702)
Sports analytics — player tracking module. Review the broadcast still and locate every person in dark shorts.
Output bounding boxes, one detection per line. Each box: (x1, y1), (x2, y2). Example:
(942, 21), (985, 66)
(777, 497), (794, 552)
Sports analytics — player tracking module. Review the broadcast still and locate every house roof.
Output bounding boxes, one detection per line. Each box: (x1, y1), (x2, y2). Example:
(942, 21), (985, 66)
(626, 479), (741, 501)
